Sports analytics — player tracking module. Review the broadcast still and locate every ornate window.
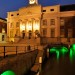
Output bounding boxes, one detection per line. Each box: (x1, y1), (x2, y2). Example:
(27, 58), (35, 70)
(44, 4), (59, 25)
(60, 29), (65, 37)
(42, 28), (47, 36)
(43, 19), (47, 25)
(51, 28), (55, 37)
(50, 19), (55, 25)
(16, 22), (19, 27)
(60, 19), (65, 26)
(10, 23), (14, 28)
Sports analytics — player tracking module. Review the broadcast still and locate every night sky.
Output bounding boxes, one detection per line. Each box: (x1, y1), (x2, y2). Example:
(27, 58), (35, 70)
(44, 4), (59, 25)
(0, 0), (75, 18)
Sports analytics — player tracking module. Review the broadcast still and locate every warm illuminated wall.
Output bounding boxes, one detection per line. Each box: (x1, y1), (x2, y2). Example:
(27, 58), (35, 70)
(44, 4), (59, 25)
(7, 5), (41, 41)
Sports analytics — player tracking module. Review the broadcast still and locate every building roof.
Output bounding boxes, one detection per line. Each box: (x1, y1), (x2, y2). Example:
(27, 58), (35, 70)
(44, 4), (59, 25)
(0, 17), (7, 21)
(60, 4), (75, 11)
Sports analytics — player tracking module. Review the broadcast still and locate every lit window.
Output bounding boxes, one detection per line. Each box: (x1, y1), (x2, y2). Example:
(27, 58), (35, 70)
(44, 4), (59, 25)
(16, 29), (19, 36)
(68, 29), (72, 37)
(51, 28), (55, 37)
(60, 29), (65, 37)
(10, 23), (14, 28)
(43, 19), (47, 25)
(10, 30), (14, 37)
(60, 19), (65, 26)
(16, 22), (19, 27)
(50, 19), (55, 25)
(42, 28), (47, 36)
(2, 28), (5, 33)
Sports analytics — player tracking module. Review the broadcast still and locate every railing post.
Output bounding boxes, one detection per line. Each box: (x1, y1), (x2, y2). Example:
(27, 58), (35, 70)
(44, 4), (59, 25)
(34, 46), (35, 50)
(4, 46), (5, 58)
(37, 45), (38, 49)
(25, 46), (26, 53)
(16, 46), (17, 55)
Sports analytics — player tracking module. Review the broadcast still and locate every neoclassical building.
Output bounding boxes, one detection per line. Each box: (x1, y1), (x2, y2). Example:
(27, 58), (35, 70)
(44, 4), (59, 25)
(7, 0), (75, 43)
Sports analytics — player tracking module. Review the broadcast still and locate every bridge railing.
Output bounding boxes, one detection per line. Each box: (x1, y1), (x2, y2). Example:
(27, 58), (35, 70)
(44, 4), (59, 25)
(0, 45), (38, 58)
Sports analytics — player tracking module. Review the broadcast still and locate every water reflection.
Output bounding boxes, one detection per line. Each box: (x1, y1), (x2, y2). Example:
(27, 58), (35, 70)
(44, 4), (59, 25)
(50, 46), (68, 60)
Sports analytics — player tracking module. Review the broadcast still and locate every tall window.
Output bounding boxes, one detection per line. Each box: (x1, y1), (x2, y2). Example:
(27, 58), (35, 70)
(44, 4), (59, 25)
(42, 28), (47, 36)
(60, 29), (65, 37)
(10, 23), (14, 28)
(16, 29), (19, 36)
(16, 22), (19, 27)
(43, 19), (47, 25)
(68, 29), (72, 37)
(50, 19), (55, 25)
(51, 28), (55, 37)
(60, 19), (65, 26)
(10, 30), (14, 37)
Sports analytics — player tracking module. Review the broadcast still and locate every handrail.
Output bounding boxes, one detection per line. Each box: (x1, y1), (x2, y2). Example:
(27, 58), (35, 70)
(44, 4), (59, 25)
(0, 45), (38, 58)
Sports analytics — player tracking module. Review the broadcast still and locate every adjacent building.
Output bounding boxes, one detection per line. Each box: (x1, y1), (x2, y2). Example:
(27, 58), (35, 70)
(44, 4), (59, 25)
(0, 18), (7, 42)
(7, 0), (75, 43)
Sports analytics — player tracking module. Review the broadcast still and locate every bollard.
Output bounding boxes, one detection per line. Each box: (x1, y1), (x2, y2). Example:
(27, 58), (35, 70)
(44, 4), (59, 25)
(47, 48), (49, 58)
(16, 46), (18, 55)
(4, 46), (5, 58)
(39, 57), (42, 72)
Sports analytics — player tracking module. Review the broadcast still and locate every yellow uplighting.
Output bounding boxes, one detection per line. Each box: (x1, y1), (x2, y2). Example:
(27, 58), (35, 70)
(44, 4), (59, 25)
(20, 25), (25, 31)
(29, 0), (35, 4)
(27, 25), (32, 31)
(34, 23), (39, 31)
(2, 28), (5, 33)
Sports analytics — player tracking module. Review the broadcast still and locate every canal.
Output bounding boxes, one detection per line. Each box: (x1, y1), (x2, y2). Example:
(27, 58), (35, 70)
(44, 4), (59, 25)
(40, 44), (75, 75)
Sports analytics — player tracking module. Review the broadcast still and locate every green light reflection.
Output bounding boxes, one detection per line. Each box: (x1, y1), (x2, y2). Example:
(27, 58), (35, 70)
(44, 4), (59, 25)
(70, 44), (75, 61)
(50, 46), (68, 60)
(1, 70), (15, 75)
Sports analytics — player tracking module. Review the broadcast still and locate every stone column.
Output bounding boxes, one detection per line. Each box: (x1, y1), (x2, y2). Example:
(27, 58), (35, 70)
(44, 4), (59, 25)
(25, 19), (28, 37)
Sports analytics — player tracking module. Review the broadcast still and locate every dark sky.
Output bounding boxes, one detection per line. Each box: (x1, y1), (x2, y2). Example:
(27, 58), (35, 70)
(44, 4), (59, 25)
(0, 0), (75, 18)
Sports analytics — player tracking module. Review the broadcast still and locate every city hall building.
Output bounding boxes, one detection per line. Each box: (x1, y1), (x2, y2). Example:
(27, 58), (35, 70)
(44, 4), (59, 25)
(7, 0), (75, 44)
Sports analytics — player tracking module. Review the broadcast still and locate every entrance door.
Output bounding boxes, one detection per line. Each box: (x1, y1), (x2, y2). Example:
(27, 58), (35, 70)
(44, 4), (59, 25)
(2, 35), (4, 41)
(22, 30), (25, 39)
(29, 30), (32, 39)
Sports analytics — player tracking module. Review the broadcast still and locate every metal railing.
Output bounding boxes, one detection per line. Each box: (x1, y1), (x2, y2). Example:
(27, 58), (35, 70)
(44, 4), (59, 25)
(40, 37), (75, 45)
(0, 45), (38, 58)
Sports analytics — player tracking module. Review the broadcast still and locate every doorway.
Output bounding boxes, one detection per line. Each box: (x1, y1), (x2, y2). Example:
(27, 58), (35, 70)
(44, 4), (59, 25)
(2, 35), (4, 41)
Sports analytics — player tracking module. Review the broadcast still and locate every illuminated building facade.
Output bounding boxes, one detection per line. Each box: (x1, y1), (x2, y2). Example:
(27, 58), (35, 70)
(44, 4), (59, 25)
(0, 18), (7, 42)
(7, 0), (75, 43)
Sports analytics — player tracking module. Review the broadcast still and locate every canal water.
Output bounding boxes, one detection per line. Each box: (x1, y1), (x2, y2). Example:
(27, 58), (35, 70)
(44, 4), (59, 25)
(40, 44), (75, 75)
